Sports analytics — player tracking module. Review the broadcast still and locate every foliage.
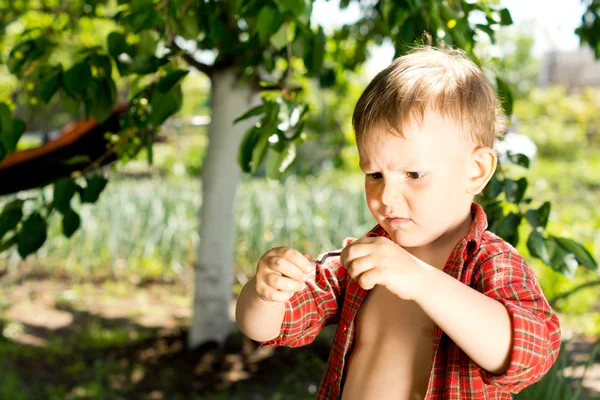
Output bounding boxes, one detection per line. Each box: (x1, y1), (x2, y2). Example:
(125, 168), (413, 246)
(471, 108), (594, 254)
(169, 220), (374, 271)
(515, 86), (600, 158)
(0, 1), (597, 289)
(478, 151), (597, 280)
(0, 0), (515, 257)
(476, 22), (541, 100)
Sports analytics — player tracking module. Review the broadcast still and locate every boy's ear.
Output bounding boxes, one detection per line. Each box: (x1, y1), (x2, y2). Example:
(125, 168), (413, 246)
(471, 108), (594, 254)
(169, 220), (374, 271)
(467, 147), (497, 195)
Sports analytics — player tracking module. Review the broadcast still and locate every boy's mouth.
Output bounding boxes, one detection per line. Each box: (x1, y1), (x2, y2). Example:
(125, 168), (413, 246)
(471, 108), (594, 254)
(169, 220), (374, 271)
(384, 216), (412, 226)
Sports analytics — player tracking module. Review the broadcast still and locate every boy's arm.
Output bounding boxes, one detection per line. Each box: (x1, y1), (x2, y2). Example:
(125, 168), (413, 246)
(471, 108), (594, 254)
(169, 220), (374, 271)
(259, 257), (349, 347)
(415, 252), (560, 389)
(236, 276), (286, 342)
(236, 246), (350, 348)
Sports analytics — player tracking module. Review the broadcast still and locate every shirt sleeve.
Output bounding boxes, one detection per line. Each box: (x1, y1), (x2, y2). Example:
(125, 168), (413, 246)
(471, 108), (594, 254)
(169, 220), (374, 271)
(260, 243), (352, 348)
(472, 250), (561, 393)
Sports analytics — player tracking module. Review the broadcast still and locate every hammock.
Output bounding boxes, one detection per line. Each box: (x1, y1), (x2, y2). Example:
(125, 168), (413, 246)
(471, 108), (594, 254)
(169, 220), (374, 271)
(0, 103), (128, 196)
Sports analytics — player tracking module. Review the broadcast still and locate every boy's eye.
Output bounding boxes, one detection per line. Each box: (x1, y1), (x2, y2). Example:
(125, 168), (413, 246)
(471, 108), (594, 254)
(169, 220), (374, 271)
(406, 171), (425, 180)
(367, 172), (382, 180)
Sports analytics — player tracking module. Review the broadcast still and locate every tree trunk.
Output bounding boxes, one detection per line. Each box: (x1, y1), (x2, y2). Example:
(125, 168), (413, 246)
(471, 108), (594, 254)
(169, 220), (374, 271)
(189, 69), (258, 348)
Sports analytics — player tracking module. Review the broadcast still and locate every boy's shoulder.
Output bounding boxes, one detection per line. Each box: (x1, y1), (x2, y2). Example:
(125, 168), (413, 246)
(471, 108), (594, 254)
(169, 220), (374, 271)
(471, 228), (529, 274)
(478, 229), (521, 257)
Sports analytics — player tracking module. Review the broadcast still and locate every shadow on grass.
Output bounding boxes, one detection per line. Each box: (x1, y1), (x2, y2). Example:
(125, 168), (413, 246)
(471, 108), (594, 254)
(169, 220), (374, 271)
(0, 307), (332, 400)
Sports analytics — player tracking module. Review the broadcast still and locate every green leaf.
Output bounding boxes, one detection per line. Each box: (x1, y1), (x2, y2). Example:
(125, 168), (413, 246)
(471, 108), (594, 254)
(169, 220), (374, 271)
(0, 115), (25, 153)
(62, 209), (81, 238)
(504, 178), (527, 204)
(149, 85), (183, 126)
(137, 30), (157, 56)
(0, 102), (25, 152)
(266, 142), (296, 179)
(257, 5), (281, 44)
(251, 131), (270, 173)
(525, 201), (550, 229)
(483, 173), (503, 198)
(108, 31), (128, 57)
(549, 242), (579, 279)
(126, 55), (169, 75)
(481, 200), (504, 231)
(496, 212), (521, 246)
(554, 236), (598, 271)
(507, 153), (529, 168)
(53, 178), (78, 214)
(0, 200), (23, 241)
(84, 78), (116, 123)
(0, 103), (10, 131)
(81, 175), (108, 203)
(238, 126), (261, 173)
(90, 54), (113, 78)
(61, 155), (92, 166)
(7, 40), (43, 74)
(63, 62), (93, 96)
(310, 26), (326, 76)
(157, 70), (189, 92)
(499, 8), (513, 26)
(526, 230), (551, 265)
(476, 24), (495, 43)
(234, 105), (265, 124)
(275, 0), (307, 17)
(180, 13), (200, 39)
(17, 213), (47, 258)
(496, 77), (513, 116)
(270, 21), (295, 50)
(39, 67), (62, 103)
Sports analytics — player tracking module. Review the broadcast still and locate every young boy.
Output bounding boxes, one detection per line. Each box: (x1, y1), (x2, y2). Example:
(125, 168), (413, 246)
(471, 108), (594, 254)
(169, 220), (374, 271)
(235, 45), (561, 399)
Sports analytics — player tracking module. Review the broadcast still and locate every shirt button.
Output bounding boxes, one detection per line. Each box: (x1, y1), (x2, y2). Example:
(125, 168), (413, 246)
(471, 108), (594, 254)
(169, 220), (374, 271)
(340, 321), (347, 332)
(331, 372), (339, 382)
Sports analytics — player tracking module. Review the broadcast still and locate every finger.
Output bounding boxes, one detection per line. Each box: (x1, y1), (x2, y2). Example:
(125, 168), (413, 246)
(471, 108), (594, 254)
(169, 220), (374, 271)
(266, 272), (305, 292)
(357, 268), (384, 291)
(270, 256), (306, 282)
(345, 255), (375, 280)
(276, 247), (313, 273)
(258, 286), (294, 303)
(341, 242), (374, 269)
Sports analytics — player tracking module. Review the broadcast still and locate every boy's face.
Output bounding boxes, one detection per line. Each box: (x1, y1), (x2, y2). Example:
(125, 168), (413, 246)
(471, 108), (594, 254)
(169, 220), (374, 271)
(358, 109), (478, 249)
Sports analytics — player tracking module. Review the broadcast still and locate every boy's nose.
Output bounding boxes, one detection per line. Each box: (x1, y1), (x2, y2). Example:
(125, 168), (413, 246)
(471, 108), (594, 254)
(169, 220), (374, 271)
(381, 183), (405, 206)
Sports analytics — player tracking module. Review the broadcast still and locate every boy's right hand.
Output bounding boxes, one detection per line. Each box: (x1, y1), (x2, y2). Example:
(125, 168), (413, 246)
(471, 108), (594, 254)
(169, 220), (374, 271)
(255, 247), (314, 303)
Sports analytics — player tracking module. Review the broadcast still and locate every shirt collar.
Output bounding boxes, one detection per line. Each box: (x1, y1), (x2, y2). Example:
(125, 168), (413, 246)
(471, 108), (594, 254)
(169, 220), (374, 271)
(366, 202), (488, 254)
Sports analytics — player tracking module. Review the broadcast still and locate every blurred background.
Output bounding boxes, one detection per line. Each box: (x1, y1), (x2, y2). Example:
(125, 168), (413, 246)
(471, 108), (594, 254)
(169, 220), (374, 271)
(0, 0), (599, 399)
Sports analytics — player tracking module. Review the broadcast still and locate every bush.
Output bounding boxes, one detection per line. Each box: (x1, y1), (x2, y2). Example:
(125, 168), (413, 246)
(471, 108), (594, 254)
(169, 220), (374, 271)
(515, 86), (600, 159)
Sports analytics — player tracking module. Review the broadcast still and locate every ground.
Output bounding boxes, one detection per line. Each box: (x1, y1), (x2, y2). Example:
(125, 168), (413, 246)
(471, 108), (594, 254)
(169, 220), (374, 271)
(0, 270), (599, 399)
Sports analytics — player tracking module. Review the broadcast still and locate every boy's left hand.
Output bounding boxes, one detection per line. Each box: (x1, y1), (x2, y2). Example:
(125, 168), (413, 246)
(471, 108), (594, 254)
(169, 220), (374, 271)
(340, 236), (429, 301)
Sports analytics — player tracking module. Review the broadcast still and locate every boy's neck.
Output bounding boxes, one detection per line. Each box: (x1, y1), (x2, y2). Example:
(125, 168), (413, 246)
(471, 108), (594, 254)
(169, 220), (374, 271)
(405, 207), (473, 270)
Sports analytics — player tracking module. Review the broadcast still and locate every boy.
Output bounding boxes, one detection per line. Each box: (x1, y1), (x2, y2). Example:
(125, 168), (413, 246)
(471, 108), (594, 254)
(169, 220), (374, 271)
(235, 44), (561, 399)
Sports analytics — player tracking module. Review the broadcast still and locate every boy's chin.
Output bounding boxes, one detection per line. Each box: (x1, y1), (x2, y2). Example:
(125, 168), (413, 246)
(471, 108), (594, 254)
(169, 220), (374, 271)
(388, 231), (433, 249)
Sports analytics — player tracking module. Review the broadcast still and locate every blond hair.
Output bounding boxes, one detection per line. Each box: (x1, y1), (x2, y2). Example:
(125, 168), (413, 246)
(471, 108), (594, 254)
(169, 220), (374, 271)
(352, 45), (507, 148)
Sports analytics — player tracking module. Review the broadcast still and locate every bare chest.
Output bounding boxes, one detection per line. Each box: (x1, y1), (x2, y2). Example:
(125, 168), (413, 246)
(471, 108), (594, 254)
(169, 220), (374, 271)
(341, 286), (435, 399)
(355, 286), (435, 344)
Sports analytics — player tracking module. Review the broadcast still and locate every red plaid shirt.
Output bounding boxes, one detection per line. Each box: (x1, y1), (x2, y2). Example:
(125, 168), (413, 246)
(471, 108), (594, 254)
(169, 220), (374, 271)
(262, 203), (561, 399)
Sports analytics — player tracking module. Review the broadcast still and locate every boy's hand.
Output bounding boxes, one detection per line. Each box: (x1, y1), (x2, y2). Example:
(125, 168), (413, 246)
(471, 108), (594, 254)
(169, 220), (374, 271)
(255, 247), (313, 303)
(340, 236), (428, 301)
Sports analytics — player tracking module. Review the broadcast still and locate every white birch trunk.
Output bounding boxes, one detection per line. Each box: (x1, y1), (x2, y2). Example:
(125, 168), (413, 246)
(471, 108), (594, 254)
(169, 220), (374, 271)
(189, 69), (258, 348)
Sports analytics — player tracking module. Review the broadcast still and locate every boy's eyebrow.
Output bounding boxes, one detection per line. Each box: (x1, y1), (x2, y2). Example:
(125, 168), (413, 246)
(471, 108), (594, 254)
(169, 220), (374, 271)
(360, 160), (424, 171)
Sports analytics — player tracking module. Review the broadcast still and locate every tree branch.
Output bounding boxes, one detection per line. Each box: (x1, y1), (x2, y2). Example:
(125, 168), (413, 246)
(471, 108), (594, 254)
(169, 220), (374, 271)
(549, 278), (600, 307)
(171, 41), (214, 77)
